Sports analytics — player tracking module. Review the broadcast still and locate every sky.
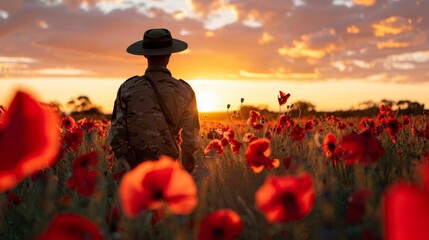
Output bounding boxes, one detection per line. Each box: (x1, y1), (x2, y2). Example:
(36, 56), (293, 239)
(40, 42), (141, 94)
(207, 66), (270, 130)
(1, 0), (429, 113)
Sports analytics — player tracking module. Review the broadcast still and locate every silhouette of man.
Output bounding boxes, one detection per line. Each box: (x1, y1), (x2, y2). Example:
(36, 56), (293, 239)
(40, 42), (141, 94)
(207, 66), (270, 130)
(108, 28), (201, 173)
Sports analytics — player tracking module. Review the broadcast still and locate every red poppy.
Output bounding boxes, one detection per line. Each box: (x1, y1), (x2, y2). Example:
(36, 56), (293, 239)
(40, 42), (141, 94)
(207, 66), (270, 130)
(78, 118), (98, 132)
(291, 125), (305, 142)
(62, 126), (84, 151)
(37, 213), (103, 240)
(73, 151), (98, 172)
(340, 130), (385, 165)
(61, 116), (76, 130)
(229, 138), (242, 154)
(305, 120), (315, 131)
(223, 129), (235, 140)
(65, 170), (99, 196)
(337, 121), (347, 131)
(198, 209), (243, 240)
(379, 104), (392, 115)
(402, 115), (411, 126)
(383, 167), (429, 240)
(278, 91), (291, 106)
(359, 118), (376, 131)
(247, 110), (264, 130)
(279, 114), (294, 129)
(322, 133), (337, 156)
(386, 118), (400, 143)
(65, 152), (100, 196)
(344, 189), (373, 224)
(245, 139), (280, 173)
(119, 155), (197, 218)
(220, 137), (229, 147)
(255, 173), (315, 224)
(204, 139), (224, 156)
(0, 91), (60, 192)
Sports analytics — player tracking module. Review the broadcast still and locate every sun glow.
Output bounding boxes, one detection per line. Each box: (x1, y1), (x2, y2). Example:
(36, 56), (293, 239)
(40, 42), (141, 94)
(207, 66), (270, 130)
(195, 91), (219, 113)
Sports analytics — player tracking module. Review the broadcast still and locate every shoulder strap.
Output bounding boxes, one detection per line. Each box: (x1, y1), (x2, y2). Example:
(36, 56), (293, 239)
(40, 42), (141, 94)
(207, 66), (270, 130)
(144, 75), (175, 127)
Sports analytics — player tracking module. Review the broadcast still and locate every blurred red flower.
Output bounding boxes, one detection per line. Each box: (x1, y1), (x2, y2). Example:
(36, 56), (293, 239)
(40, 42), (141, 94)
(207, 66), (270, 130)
(305, 120), (315, 131)
(291, 125), (305, 142)
(402, 115), (411, 126)
(340, 130), (385, 165)
(198, 209), (243, 240)
(37, 213), (103, 240)
(255, 173), (315, 224)
(278, 91), (290, 106)
(359, 118), (375, 131)
(386, 118), (400, 143)
(245, 139), (280, 173)
(65, 152), (100, 196)
(383, 165), (429, 240)
(344, 189), (373, 224)
(322, 133), (337, 156)
(0, 91), (60, 192)
(62, 127), (84, 152)
(119, 155), (197, 218)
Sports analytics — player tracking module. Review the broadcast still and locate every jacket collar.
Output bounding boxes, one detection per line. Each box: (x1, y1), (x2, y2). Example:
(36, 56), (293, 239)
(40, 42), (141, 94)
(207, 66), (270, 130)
(145, 66), (172, 76)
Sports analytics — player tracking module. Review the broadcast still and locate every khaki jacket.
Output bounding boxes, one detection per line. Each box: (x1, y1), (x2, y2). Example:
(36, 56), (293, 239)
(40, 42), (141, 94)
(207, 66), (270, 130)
(108, 66), (201, 167)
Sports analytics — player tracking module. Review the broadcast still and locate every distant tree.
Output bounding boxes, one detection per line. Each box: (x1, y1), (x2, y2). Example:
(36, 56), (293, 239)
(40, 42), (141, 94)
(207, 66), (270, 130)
(67, 95), (105, 120)
(355, 100), (378, 110)
(289, 101), (316, 117)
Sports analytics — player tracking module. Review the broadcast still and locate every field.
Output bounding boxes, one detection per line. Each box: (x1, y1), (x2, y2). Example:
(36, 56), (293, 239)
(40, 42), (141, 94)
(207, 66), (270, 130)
(1, 91), (428, 240)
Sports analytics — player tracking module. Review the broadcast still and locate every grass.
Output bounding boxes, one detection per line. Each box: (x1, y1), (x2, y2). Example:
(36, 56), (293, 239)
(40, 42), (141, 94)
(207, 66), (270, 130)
(0, 112), (428, 240)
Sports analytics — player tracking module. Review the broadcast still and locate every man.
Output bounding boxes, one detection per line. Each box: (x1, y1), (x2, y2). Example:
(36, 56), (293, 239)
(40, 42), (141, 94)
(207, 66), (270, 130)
(108, 28), (201, 173)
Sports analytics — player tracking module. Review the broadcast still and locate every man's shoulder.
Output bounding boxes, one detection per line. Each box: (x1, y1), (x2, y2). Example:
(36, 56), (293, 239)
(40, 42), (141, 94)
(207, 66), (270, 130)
(177, 79), (195, 93)
(123, 75), (141, 84)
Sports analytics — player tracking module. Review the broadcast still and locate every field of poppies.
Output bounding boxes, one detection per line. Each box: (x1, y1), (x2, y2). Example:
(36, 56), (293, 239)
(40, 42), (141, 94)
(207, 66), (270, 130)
(0, 90), (428, 240)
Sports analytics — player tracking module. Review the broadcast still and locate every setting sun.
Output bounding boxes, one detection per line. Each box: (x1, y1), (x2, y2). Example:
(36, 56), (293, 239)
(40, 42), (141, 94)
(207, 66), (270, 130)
(195, 91), (219, 113)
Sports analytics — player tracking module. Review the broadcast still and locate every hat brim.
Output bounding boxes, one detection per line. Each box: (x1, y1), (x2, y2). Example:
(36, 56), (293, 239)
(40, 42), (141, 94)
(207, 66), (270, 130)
(126, 39), (188, 56)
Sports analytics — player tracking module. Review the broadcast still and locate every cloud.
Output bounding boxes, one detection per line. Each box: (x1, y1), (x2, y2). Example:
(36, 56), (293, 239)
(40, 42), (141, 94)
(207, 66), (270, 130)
(352, 0), (376, 7)
(0, 0), (428, 84)
(372, 16), (413, 37)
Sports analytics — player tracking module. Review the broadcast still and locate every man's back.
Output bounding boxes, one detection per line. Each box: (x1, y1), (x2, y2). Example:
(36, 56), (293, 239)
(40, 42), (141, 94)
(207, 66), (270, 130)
(109, 66), (200, 168)
(109, 28), (201, 172)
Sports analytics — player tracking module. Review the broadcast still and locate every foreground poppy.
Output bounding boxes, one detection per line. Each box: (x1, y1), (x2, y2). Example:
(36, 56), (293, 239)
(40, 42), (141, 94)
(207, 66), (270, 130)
(245, 138), (280, 173)
(340, 130), (385, 165)
(255, 173), (315, 224)
(0, 91), (60, 192)
(198, 209), (243, 240)
(383, 165), (429, 240)
(119, 155), (197, 218)
(37, 213), (103, 240)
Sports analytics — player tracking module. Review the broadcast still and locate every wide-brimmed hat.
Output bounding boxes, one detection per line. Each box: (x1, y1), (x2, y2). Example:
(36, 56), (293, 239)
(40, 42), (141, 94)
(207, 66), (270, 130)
(126, 28), (188, 56)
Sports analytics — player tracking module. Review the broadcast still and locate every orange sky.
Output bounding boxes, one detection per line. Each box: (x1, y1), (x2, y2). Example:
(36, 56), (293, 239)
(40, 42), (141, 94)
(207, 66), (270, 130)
(1, 0), (429, 112)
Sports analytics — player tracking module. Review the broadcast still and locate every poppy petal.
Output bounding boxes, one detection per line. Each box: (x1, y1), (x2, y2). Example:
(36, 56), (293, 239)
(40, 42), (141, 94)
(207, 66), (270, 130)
(0, 91), (60, 192)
